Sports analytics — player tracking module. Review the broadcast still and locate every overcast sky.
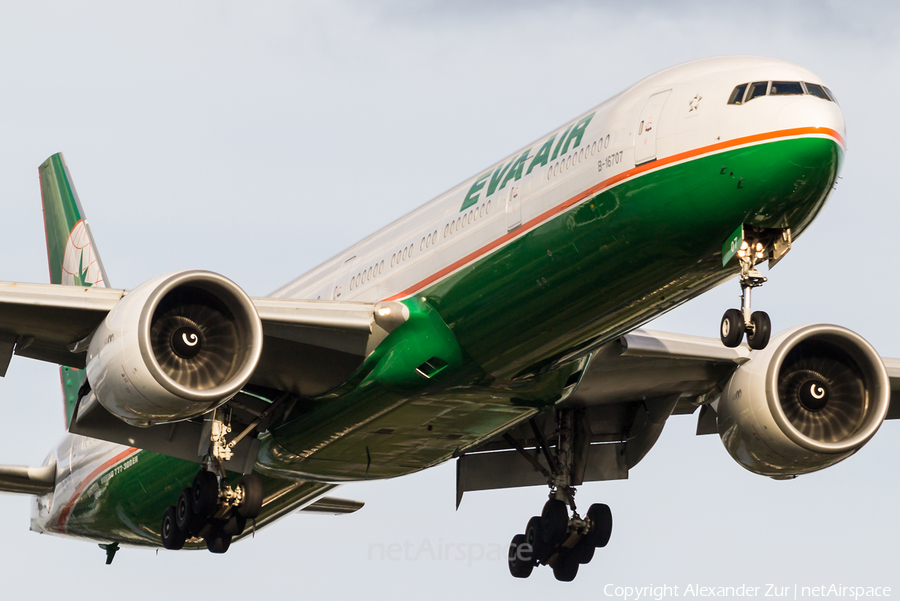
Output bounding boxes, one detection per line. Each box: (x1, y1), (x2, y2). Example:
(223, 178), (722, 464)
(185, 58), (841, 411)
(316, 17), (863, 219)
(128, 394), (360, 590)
(0, 1), (899, 598)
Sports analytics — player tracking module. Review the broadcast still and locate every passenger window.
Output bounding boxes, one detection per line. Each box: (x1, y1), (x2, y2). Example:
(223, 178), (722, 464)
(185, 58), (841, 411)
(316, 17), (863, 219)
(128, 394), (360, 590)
(804, 82), (831, 101)
(487, 200), (491, 213)
(379, 260), (384, 274)
(444, 224), (449, 237)
(727, 83), (748, 105)
(368, 267), (373, 279)
(746, 81), (768, 102)
(771, 81), (803, 96)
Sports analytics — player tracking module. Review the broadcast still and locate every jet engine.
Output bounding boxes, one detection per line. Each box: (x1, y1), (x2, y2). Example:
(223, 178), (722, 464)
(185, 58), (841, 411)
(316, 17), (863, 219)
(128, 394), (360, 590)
(716, 324), (889, 477)
(85, 270), (263, 427)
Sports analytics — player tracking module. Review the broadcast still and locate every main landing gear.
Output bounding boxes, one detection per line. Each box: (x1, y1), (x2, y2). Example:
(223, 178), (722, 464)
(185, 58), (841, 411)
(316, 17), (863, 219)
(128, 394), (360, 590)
(507, 411), (613, 582)
(161, 414), (264, 553)
(720, 238), (771, 350)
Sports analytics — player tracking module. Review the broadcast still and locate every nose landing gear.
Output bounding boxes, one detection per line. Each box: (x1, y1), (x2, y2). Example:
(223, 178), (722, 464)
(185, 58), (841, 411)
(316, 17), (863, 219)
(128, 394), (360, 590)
(507, 410), (613, 582)
(720, 237), (773, 350)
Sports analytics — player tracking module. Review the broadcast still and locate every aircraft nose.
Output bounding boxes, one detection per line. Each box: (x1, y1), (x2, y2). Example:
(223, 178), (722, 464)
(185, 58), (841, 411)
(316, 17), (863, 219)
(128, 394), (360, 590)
(777, 95), (846, 148)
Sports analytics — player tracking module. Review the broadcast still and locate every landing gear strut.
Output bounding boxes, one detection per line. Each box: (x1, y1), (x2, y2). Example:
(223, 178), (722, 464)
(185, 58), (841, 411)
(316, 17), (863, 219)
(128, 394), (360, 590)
(160, 411), (264, 553)
(720, 238), (771, 350)
(507, 410), (612, 582)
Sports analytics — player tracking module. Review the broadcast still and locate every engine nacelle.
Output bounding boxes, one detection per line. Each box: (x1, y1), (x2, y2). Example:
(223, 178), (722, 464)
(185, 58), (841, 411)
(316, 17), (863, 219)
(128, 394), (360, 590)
(85, 270), (263, 427)
(716, 324), (889, 477)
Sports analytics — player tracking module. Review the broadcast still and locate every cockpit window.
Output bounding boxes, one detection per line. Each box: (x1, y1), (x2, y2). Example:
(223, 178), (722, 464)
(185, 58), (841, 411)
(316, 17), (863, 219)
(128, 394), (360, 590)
(727, 80), (837, 105)
(728, 83), (748, 105)
(804, 82), (830, 100)
(746, 81), (769, 102)
(771, 81), (804, 96)
(824, 86), (838, 104)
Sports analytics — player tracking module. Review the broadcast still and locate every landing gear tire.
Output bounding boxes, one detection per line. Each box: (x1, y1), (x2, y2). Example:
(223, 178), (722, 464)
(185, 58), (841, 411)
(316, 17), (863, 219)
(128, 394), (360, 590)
(541, 499), (568, 545)
(192, 471), (219, 518)
(720, 309), (745, 348)
(175, 487), (202, 536)
(584, 503), (613, 548)
(161, 506), (186, 550)
(747, 311), (771, 350)
(205, 527), (232, 554)
(508, 534), (534, 578)
(552, 551), (579, 582)
(222, 513), (247, 537)
(524, 516), (547, 565)
(572, 539), (595, 565)
(236, 473), (263, 519)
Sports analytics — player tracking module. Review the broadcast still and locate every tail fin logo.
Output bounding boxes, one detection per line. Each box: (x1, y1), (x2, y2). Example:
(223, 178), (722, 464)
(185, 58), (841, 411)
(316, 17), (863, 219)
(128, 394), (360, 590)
(61, 220), (104, 287)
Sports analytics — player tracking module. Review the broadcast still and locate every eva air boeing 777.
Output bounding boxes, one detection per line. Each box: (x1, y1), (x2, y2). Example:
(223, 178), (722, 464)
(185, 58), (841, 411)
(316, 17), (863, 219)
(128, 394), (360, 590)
(0, 56), (893, 581)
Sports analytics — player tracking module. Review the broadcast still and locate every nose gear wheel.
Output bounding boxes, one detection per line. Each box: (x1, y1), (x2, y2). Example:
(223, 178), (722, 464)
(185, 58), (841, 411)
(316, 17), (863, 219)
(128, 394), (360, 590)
(719, 230), (786, 350)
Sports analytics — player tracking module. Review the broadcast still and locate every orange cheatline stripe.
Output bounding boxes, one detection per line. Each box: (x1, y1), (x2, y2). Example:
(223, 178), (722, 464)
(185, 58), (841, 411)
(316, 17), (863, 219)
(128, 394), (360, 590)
(382, 126), (843, 303)
(57, 447), (138, 532)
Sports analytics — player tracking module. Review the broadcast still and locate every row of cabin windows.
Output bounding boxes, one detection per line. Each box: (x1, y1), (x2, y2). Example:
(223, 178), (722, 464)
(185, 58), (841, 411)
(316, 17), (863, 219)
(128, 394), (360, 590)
(391, 243), (415, 268)
(444, 201), (491, 239)
(348, 260), (385, 291)
(421, 229), (438, 251)
(547, 134), (611, 180)
(727, 81), (836, 105)
(347, 199), (497, 293)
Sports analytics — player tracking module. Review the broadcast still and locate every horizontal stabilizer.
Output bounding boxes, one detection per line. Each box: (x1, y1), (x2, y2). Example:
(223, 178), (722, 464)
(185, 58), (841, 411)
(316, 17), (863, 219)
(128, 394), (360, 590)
(298, 497), (365, 515)
(0, 462), (56, 495)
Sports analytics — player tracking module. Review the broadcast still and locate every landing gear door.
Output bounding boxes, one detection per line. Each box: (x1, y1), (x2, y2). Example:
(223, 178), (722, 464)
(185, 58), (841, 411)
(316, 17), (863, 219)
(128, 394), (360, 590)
(634, 90), (671, 165)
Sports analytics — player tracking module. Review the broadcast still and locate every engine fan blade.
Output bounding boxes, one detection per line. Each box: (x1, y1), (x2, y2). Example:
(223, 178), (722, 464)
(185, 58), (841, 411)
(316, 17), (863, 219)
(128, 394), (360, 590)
(778, 355), (866, 443)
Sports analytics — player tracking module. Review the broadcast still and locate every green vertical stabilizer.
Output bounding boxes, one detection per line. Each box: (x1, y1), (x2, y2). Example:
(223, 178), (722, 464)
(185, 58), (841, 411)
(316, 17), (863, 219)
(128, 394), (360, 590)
(39, 153), (109, 287)
(39, 153), (110, 428)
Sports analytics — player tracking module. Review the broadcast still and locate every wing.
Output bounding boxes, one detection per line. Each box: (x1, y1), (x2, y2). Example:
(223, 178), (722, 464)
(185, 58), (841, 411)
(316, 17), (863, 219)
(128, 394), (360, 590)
(0, 281), (406, 393)
(0, 281), (408, 468)
(456, 329), (900, 505)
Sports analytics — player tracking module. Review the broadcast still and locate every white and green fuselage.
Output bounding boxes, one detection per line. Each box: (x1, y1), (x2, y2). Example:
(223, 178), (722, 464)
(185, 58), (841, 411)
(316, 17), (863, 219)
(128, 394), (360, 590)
(30, 56), (845, 548)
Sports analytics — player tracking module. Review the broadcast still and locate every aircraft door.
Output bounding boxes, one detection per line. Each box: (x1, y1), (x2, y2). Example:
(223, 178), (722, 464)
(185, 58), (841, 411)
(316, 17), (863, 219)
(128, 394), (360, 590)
(332, 255), (357, 299)
(506, 183), (522, 232)
(634, 90), (671, 165)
